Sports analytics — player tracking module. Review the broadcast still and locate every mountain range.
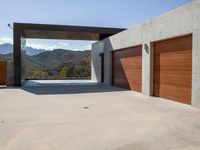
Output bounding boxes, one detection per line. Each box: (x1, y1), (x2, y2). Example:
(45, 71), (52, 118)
(0, 43), (46, 56)
(0, 43), (91, 79)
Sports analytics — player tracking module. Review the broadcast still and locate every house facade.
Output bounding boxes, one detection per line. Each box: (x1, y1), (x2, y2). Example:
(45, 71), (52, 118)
(91, 0), (200, 108)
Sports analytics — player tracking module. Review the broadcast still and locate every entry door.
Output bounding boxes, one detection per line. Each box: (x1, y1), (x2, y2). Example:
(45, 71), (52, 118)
(100, 53), (104, 83)
(112, 45), (142, 92)
(0, 61), (7, 85)
(153, 35), (192, 104)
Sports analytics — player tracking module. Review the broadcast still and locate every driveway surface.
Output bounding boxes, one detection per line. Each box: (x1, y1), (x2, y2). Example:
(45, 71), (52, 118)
(0, 85), (200, 150)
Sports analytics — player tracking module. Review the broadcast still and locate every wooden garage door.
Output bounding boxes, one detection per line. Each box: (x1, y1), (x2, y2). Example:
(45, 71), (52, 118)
(153, 35), (192, 104)
(0, 61), (7, 85)
(112, 45), (142, 92)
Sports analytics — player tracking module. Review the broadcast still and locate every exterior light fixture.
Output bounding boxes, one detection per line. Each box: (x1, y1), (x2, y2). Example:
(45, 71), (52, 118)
(144, 43), (149, 54)
(7, 24), (13, 30)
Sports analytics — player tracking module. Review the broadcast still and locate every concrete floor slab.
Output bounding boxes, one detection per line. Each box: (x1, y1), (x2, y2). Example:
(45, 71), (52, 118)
(23, 80), (97, 86)
(0, 85), (200, 150)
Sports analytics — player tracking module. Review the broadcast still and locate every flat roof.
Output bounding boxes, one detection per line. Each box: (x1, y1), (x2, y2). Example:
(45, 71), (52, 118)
(14, 23), (126, 41)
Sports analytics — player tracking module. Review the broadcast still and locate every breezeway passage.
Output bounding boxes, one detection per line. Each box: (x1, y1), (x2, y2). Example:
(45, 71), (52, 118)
(0, 85), (200, 150)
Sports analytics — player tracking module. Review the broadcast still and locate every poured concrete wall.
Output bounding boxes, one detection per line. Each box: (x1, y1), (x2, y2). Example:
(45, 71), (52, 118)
(192, 0), (200, 108)
(91, 42), (104, 83)
(92, 0), (200, 108)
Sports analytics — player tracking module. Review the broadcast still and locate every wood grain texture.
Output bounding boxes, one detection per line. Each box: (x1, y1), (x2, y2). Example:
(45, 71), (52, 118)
(0, 61), (7, 85)
(153, 35), (192, 104)
(112, 45), (142, 92)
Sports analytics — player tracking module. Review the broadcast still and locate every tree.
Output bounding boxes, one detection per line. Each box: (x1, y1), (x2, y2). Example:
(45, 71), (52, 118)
(59, 66), (69, 78)
(30, 70), (49, 79)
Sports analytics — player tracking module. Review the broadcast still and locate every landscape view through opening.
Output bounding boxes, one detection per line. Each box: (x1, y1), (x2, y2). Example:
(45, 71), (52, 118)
(23, 39), (95, 80)
(0, 39), (96, 80)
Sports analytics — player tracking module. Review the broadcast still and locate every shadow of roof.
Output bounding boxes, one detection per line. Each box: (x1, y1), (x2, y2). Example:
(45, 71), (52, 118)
(21, 84), (127, 95)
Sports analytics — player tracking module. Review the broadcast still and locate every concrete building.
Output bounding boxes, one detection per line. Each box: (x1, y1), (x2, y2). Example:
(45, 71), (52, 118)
(92, 0), (200, 108)
(10, 0), (200, 108)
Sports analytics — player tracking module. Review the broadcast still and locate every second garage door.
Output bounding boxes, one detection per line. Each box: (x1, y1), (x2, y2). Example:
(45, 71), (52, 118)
(112, 45), (142, 92)
(153, 35), (192, 104)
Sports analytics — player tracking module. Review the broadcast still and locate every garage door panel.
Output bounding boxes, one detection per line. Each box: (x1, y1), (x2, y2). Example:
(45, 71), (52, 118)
(121, 57), (142, 68)
(154, 84), (191, 104)
(154, 69), (192, 87)
(113, 46), (142, 59)
(113, 69), (142, 82)
(154, 50), (192, 69)
(130, 84), (141, 92)
(113, 51), (141, 59)
(113, 57), (142, 69)
(112, 46), (142, 92)
(154, 35), (192, 55)
(125, 69), (142, 84)
(154, 42), (192, 54)
(113, 79), (142, 92)
(113, 78), (131, 89)
(153, 35), (192, 104)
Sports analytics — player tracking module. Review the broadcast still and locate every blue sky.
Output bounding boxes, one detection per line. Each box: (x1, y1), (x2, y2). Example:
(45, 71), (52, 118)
(0, 0), (192, 51)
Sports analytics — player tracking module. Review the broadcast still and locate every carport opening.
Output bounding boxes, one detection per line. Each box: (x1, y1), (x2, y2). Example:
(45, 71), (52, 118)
(13, 23), (126, 86)
(22, 39), (96, 81)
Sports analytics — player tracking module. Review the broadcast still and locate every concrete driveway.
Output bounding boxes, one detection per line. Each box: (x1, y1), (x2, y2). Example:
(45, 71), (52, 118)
(0, 85), (200, 150)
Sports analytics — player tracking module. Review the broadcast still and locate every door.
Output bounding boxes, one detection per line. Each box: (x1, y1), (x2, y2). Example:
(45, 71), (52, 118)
(100, 53), (104, 83)
(112, 45), (142, 92)
(153, 35), (192, 104)
(0, 61), (7, 85)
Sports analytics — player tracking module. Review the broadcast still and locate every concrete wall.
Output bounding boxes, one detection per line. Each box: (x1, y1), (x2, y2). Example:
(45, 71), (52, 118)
(91, 41), (104, 83)
(192, 0), (200, 108)
(92, 0), (200, 107)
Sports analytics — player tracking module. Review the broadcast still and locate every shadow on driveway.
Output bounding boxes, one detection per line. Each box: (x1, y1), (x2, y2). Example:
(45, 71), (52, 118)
(21, 84), (127, 95)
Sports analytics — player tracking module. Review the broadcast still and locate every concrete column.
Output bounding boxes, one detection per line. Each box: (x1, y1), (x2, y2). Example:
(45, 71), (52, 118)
(192, 0), (200, 107)
(142, 23), (153, 96)
(104, 39), (113, 85)
(142, 42), (153, 96)
(91, 41), (104, 83)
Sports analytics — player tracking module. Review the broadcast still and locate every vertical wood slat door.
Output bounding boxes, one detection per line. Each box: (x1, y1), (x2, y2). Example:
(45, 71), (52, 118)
(0, 61), (7, 85)
(153, 35), (192, 104)
(112, 45), (142, 92)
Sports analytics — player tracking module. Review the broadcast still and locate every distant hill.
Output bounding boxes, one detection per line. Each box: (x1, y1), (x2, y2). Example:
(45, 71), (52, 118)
(0, 47), (91, 79)
(0, 53), (13, 61)
(0, 43), (46, 56)
(0, 43), (13, 54)
(26, 47), (46, 56)
(31, 49), (91, 69)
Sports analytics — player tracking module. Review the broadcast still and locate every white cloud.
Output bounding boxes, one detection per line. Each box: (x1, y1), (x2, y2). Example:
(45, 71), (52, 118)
(26, 43), (64, 50)
(25, 39), (95, 51)
(59, 42), (69, 47)
(0, 36), (13, 44)
(26, 41), (70, 50)
(0, 37), (94, 51)
(86, 44), (91, 49)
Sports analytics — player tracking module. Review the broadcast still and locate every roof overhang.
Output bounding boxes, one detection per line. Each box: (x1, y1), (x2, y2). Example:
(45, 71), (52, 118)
(14, 23), (126, 41)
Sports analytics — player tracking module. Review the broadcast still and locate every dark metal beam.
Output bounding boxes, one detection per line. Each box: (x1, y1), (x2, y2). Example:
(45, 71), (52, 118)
(13, 25), (22, 86)
(14, 23), (126, 40)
